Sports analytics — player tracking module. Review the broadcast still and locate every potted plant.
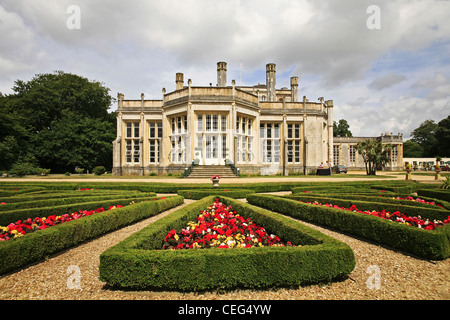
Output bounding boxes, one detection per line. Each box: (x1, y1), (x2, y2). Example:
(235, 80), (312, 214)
(211, 175), (220, 188)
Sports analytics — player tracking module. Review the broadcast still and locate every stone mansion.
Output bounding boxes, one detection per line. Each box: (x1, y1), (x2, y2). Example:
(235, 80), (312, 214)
(112, 62), (403, 176)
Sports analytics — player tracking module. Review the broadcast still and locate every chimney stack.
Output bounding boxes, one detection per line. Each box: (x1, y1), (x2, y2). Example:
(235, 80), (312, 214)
(266, 63), (276, 102)
(217, 62), (227, 87)
(175, 73), (184, 90)
(290, 76), (298, 102)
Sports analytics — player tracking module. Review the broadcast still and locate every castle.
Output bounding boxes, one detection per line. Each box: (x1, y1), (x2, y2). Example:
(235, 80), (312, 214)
(112, 62), (403, 176)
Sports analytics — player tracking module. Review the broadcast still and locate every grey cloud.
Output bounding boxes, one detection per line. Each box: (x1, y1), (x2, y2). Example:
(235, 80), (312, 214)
(368, 73), (407, 90)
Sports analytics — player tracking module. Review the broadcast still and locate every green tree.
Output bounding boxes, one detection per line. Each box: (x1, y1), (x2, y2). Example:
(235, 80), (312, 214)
(31, 110), (116, 172)
(0, 71), (114, 173)
(434, 115), (450, 157)
(356, 139), (392, 175)
(333, 119), (352, 137)
(410, 119), (438, 157)
(403, 140), (424, 158)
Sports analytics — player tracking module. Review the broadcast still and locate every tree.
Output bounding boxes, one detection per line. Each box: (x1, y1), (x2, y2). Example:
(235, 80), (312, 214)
(403, 140), (424, 158)
(410, 119), (438, 157)
(333, 119), (352, 137)
(356, 139), (392, 175)
(0, 71), (114, 173)
(434, 115), (450, 157)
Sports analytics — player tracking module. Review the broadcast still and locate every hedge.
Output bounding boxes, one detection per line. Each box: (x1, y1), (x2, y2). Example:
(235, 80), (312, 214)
(99, 196), (356, 292)
(417, 189), (450, 202)
(177, 189), (255, 199)
(0, 195), (163, 226)
(247, 194), (450, 260)
(301, 193), (450, 211)
(283, 194), (449, 221)
(0, 196), (183, 275)
(0, 192), (156, 212)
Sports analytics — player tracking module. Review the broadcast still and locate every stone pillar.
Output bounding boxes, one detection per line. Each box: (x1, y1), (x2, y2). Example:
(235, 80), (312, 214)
(176, 73), (184, 90)
(290, 76), (299, 102)
(266, 63), (277, 102)
(326, 100), (334, 166)
(217, 62), (227, 87)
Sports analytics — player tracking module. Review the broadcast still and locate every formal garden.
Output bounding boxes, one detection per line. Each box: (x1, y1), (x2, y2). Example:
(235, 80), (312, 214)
(0, 178), (449, 298)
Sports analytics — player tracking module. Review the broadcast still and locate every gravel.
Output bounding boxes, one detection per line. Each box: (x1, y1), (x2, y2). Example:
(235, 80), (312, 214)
(0, 194), (448, 301)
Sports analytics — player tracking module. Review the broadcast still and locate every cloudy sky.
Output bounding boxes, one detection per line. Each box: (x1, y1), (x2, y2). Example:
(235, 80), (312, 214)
(1, 0), (449, 139)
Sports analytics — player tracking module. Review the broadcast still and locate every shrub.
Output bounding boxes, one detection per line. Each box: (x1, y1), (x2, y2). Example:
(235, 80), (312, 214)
(93, 166), (106, 175)
(99, 196), (355, 291)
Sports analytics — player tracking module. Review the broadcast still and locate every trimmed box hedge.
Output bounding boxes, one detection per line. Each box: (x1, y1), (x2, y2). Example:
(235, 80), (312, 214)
(247, 194), (450, 260)
(0, 196), (183, 275)
(99, 196), (356, 292)
(283, 194), (449, 222)
(0, 195), (161, 226)
(417, 189), (450, 202)
(177, 189), (255, 199)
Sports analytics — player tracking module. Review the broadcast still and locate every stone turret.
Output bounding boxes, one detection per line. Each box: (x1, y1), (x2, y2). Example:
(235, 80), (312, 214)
(266, 63), (276, 101)
(217, 62), (227, 87)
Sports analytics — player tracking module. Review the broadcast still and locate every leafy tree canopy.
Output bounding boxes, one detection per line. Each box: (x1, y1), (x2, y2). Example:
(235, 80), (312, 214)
(0, 71), (115, 173)
(333, 119), (352, 137)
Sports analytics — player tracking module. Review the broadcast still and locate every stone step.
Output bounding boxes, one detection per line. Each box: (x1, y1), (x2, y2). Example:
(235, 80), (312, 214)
(185, 165), (239, 178)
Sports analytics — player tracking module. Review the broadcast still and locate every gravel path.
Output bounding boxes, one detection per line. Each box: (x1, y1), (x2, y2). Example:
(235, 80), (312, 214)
(0, 195), (449, 300)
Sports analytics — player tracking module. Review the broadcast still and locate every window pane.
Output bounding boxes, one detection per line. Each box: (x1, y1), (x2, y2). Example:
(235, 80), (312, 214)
(295, 124), (300, 139)
(221, 115), (226, 132)
(126, 123), (132, 138)
(134, 123), (139, 138)
(260, 124), (265, 138)
(157, 122), (162, 138)
(274, 124), (279, 138)
(197, 115), (203, 132)
(295, 140), (300, 162)
(288, 124), (293, 139)
(150, 122), (155, 138)
(213, 115), (218, 132)
(206, 115), (211, 132)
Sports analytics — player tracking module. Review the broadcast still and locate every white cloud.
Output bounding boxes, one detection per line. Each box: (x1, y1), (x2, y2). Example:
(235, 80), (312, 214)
(0, 0), (449, 138)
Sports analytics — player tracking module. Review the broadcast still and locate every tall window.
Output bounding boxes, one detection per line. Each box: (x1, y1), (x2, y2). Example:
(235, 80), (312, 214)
(349, 145), (356, 166)
(391, 146), (398, 164)
(125, 122), (140, 163)
(149, 122), (162, 164)
(287, 123), (301, 163)
(170, 115), (187, 163)
(236, 116), (253, 163)
(333, 145), (340, 165)
(260, 123), (280, 164)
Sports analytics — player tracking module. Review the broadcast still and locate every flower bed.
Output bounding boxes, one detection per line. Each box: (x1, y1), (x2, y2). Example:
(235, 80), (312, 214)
(99, 196), (355, 292)
(297, 200), (449, 231)
(0, 205), (122, 241)
(0, 196), (183, 275)
(248, 194), (450, 260)
(177, 189), (255, 200)
(163, 199), (296, 249)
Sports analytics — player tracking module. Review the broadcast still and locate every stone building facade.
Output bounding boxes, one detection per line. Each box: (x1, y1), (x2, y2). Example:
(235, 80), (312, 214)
(112, 62), (403, 176)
